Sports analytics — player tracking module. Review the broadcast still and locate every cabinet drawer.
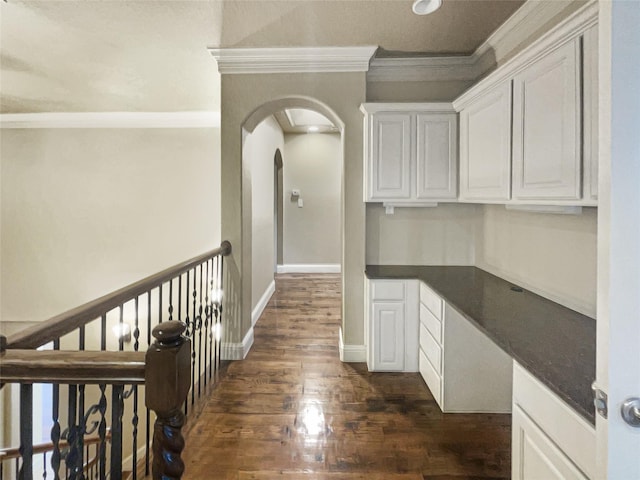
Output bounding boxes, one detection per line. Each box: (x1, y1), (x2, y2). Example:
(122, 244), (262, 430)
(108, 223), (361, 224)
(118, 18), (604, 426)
(419, 349), (442, 404)
(371, 280), (406, 301)
(419, 282), (442, 320)
(420, 302), (442, 343)
(420, 324), (442, 373)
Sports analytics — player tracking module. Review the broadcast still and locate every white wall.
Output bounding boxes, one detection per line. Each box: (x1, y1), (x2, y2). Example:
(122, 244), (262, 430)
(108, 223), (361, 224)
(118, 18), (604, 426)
(0, 127), (221, 328)
(243, 116), (284, 311)
(366, 203), (480, 266)
(476, 205), (597, 317)
(283, 132), (341, 266)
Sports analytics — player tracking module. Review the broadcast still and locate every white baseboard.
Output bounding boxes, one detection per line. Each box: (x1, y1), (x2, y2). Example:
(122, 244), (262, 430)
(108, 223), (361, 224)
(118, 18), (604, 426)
(276, 264), (341, 274)
(252, 280), (275, 327)
(338, 327), (366, 363)
(221, 327), (254, 360)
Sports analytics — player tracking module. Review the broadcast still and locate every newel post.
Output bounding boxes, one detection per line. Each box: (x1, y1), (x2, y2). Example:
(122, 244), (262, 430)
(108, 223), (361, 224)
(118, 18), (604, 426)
(145, 321), (191, 480)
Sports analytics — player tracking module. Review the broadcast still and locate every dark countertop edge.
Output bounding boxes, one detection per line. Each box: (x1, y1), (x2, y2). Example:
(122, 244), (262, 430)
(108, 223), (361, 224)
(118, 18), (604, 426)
(365, 265), (596, 425)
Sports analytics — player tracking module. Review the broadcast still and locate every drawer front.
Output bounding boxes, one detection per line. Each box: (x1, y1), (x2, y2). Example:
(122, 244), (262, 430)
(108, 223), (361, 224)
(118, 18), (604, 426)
(419, 282), (442, 320)
(371, 280), (406, 301)
(419, 323), (442, 374)
(420, 302), (442, 343)
(419, 349), (442, 405)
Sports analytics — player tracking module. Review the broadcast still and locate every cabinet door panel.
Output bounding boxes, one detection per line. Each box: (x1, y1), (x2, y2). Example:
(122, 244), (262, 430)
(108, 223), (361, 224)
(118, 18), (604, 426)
(512, 39), (581, 200)
(372, 302), (405, 371)
(583, 25), (599, 202)
(369, 113), (411, 200)
(416, 114), (457, 199)
(512, 405), (589, 480)
(460, 82), (512, 201)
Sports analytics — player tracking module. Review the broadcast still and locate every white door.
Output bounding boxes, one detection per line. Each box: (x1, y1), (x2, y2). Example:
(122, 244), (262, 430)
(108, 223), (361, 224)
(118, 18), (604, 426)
(596, 2), (640, 478)
(459, 81), (512, 201)
(369, 113), (412, 200)
(512, 38), (581, 201)
(416, 113), (457, 200)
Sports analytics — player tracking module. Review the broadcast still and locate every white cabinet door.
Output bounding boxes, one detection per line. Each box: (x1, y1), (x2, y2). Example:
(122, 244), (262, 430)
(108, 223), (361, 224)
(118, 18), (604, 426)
(416, 113), (458, 200)
(459, 81), (512, 201)
(582, 24), (598, 203)
(368, 113), (411, 201)
(513, 405), (589, 480)
(371, 302), (405, 371)
(512, 38), (581, 201)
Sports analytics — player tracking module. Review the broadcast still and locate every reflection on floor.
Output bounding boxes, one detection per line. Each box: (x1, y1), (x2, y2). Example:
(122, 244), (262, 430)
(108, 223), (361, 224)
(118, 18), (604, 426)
(182, 274), (511, 479)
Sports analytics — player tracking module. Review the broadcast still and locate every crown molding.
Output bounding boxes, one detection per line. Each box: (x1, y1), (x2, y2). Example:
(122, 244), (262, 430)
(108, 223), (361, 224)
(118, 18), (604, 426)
(360, 102), (454, 114)
(0, 111), (221, 129)
(208, 46), (378, 74)
(368, 0), (597, 84)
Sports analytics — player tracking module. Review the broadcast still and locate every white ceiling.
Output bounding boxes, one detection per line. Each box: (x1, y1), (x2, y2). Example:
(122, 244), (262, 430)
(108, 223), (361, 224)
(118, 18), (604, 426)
(0, 0), (525, 114)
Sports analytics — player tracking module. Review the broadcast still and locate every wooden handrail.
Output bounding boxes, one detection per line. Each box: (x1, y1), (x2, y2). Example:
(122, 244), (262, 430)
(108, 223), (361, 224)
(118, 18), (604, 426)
(0, 429), (112, 462)
(6, 241), (231, 350)
(0, 350), (145, 384)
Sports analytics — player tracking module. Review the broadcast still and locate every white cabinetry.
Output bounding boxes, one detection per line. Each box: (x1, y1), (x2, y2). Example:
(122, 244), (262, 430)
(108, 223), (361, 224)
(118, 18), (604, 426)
(361, 104), (457, 205)
(512, 362), (595, 480)
(418, 283), (512, 412)
(512, 38), (581, 201)
(459, 81), (512, 202)
(453, 14), (599, 207)
(366, 279), (418, 372)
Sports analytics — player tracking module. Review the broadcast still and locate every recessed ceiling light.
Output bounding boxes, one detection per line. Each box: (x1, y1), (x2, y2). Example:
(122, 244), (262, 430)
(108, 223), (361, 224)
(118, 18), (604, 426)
(412, 0), (442, 15)
(307, 126), (319, 133)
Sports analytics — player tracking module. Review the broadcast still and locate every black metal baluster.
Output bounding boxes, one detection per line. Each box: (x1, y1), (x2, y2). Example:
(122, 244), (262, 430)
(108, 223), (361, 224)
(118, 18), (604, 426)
(42, 451), (47, 479)
(133, 296), (140, 353)
(97, 383), (107, 480)
(131, 296), (140, 480)
(190, 268), (197, 406)
(178, 275), (182, 322)
(110, 385), (124, 480)
(209, 258), (215, 381)
(182, 271), (190, 416)
(159, 283), (163, 324)
(19, 383), (33, 480)
(218, 254), (225, 375)
(78, 328), (86, 480)
(118, 305), (124, 352)
(66, 385), (81, 480)
(51, 339), (61, 480)
(146, 290), (152, 477)
(168, 280), (173, 321)
(193, 264), (202, 398)
(203, 260), (210, 387)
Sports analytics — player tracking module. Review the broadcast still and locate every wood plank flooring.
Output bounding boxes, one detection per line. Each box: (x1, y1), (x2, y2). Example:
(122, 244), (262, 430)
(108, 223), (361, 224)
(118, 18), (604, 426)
(182, 274), (511, 479)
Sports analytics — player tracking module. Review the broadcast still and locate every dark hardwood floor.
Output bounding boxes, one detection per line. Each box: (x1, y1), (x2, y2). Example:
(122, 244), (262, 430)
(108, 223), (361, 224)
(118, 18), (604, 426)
(182, 274), (511, 479)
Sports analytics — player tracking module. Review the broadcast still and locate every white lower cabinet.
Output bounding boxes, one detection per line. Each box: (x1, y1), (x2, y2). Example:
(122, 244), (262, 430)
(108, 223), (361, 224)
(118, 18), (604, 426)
(366, 279), (419, 372)
(418, 282), (513, 412)
(512, 362), (596, 480)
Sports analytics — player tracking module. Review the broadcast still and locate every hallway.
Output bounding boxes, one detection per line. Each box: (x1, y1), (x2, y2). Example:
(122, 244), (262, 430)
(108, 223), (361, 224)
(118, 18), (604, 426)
(182, 274), (511, 479)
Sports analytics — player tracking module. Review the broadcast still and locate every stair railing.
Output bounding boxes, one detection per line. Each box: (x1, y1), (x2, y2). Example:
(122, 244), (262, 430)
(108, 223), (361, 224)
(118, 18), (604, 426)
(0, 241), (231, 480)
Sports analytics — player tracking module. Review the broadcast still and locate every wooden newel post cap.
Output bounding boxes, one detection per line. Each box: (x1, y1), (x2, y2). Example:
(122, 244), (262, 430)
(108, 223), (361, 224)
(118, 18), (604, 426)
(221, 239), (232, 256)
(152, 321), (186, 346)
(146, 321), (191, 414)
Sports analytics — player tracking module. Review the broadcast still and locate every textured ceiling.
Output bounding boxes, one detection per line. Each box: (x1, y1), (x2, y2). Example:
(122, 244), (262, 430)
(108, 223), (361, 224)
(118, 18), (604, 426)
(0, 0), (525, 114)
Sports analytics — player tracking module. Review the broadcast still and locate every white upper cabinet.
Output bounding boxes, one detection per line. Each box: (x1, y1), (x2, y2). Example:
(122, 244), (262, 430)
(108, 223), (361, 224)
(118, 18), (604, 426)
(459, 82), (512, 202)
(512, 38), (581, 201)
(416, 114), (458, 200)
(361, 104), (458, 205)
(369, 113), (412, 200)
(582, 24), (599, 204)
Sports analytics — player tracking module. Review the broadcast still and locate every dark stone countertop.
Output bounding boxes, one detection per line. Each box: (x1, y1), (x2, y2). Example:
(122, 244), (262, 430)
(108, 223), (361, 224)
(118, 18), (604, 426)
(365, 265), (596, 425)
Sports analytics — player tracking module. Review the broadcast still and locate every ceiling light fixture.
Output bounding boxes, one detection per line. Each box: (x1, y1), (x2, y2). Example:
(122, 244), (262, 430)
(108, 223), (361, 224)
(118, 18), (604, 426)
(307, 126), (319, 133)
(412, 0), (442, 15)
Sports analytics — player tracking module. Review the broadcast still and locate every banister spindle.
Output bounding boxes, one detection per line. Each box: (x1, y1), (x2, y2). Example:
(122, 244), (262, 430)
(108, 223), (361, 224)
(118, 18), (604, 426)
(145, 321), (191, 480)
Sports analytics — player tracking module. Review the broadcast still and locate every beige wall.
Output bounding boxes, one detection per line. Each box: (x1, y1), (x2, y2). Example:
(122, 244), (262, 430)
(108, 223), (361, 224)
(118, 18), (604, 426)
(0, 128), (221, 327)
(476, 205), (597, 318)
(366, 80), (473, 103)
(366, 203), (480, 266)
(283, 132), (341, 265)
(244, 116), (284, 311)
(220, 72), (366, 347)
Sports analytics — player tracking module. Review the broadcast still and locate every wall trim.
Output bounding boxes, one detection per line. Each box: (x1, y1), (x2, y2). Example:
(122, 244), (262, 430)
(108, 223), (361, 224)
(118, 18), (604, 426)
(252, 280), (275, 327)
(209, 46), (378, 74)
(368, 55), (480, 82)
(338, 327), (366, 363)
(0, 111), (221, 129)
(221, 327), (254, 361)
(276, 264), (341, 274)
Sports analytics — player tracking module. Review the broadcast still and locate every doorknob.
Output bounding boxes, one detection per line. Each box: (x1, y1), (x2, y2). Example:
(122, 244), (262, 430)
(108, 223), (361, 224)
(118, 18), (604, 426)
(621, 397), (640, 427)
